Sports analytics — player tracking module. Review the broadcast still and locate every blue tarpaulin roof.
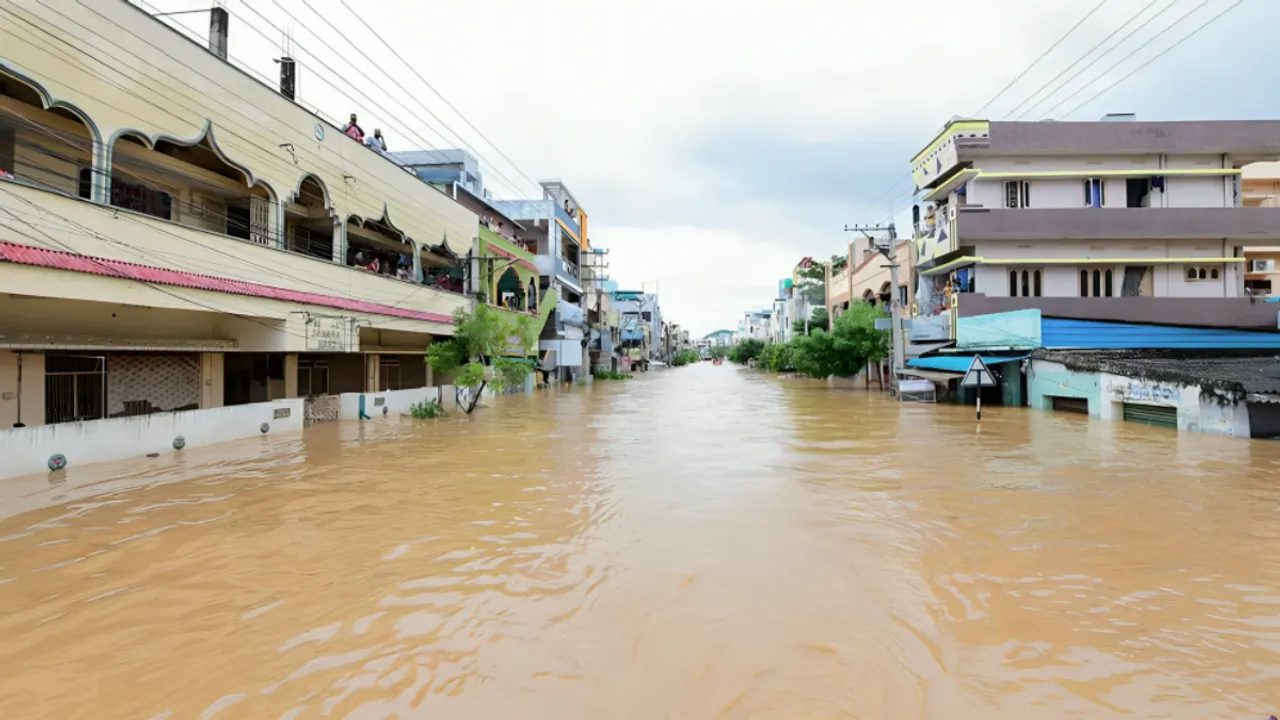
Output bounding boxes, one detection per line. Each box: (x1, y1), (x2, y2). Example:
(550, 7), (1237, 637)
(906, 354), (1028, 373)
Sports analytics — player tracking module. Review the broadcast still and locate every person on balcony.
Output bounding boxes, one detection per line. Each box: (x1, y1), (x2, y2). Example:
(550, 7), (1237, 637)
(365, 129), (387, 153)
(342, 114), (364, 142)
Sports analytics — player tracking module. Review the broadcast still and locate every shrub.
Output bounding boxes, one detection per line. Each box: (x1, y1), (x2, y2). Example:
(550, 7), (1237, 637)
(409, 398), (446, 418)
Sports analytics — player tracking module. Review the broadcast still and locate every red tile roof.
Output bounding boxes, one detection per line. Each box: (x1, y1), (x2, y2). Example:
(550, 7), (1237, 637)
(0, 241), (456, 324)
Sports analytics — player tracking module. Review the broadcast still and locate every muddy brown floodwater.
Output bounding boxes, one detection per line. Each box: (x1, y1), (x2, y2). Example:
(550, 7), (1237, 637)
(2, 364), (1280, 719)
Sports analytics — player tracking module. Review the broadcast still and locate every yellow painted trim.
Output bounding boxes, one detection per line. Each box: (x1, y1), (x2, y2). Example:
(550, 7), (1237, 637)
(579, 209), (589, 250)
(555, 217), (580, 244)
(922, 255), (1244, 277)
(923, 169), (981, 202)
(978, 168), (1240, 180)
(911, 121), (989, 164)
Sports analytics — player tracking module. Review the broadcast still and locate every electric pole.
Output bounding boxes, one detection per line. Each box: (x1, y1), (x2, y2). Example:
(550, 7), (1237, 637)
(844, 222), (906, 391)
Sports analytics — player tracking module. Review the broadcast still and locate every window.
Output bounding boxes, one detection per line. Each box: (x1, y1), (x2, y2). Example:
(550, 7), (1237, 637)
(1126, 177), (1151, 208)
(1083, 178), (1105, 208)
(1004, 180), (1031, 209)
(1186, 265), (1223, 282)
(78, 167), (92, 200)
(0, 127), (14, 175)
(1080, 267), (1115, 297)
(1008, 268), (1043, 297)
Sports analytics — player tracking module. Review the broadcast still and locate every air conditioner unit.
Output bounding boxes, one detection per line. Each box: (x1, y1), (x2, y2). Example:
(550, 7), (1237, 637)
(1251, 259), (1275, 273)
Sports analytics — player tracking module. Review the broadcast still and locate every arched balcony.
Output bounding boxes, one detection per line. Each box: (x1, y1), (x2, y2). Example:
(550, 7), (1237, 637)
(282, 174), (334, 260)
(1, 69), (100, 199)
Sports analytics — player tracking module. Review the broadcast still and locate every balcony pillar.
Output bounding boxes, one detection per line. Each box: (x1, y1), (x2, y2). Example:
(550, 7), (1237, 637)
(411, 243), (423, 283)
(91, 139), (111, 204)
(332, 217), (347, 265)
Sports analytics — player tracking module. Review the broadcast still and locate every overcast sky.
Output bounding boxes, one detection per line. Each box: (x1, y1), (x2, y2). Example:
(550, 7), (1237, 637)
(147, 0), (1277, 336)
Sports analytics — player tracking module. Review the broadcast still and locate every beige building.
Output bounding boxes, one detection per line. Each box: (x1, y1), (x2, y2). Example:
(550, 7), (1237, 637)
(0, 1), (483, 473)
(826, 237), (913, 322)
(1243, 162), (1280, 295)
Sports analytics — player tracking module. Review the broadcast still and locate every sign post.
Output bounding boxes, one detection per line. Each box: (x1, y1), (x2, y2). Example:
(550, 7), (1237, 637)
(961, 355), (998, 420)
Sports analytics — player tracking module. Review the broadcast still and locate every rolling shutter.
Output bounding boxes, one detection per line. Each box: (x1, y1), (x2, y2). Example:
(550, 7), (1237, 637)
(1122, 403), (1177, 429)
(1051, 396), (1088, 414)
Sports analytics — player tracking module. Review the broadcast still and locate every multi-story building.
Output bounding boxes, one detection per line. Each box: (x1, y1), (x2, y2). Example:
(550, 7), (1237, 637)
(395, 148), (551, 357)
(907, 115), (1280, 343)
(904, 115), (1280, 437)
(705, 329), (735, 347)
(1242, 162), (1280, 295)
(826, 238), (912, 325)
(494, 181), (589, 381)
(613, 289), (661, 370)
(583, 254), (620, 373)
(737, 309), (772, 342)
(0, 2), (485, 476)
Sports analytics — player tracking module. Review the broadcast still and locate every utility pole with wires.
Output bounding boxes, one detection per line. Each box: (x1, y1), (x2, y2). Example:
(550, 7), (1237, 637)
(844, 222), (905, 391)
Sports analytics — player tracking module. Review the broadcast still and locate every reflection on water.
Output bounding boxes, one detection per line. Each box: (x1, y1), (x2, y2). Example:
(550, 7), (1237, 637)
(2, 366), (1279, 719)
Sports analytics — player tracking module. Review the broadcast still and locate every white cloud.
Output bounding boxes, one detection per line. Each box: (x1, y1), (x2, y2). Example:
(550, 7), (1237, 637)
(149, 0), (1263, 336)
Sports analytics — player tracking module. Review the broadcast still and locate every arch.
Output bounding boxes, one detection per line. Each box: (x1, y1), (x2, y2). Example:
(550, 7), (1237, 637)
(294, 174), (329, 211)
(1187, 267), (1197, 281)
(861, 289), (875, 302)
(107, 120), (265, 191)
(113, 131), (153, 150)
(2, 67), (100, 198)
(0, 64), (104, 147)
(496, 266), (525, 311)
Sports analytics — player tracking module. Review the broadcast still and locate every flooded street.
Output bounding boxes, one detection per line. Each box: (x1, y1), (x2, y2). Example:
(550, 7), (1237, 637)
(2, 364), (1280, 719)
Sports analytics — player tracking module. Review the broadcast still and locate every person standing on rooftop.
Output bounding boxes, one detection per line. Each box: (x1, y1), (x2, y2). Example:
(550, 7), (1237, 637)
(342, 113), (364, 141)
(365, 128), (386, 153)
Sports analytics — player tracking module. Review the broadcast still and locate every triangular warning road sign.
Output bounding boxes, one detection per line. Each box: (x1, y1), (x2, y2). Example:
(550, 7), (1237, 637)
(961, 356), (997, 387)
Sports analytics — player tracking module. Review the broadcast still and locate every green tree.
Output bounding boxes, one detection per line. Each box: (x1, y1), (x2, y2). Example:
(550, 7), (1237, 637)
(709, 345), (729, 360)
(671, 348), (700, 367)
(728, 338), (765, 364)
(758, 341), (795, 372)
(790, 302), (889, 379)
(792, 307), (829, 336)
(427, 305), (536, 413)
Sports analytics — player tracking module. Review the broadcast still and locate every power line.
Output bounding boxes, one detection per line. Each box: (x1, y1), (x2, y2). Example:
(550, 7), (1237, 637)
(851, 4), (1113, 228)
(259, 0), (540, 199)
(332, 0), (543, 194)
(1036, 0), (1216, 119)
(972, 0), (1109, 117)
(0, 188), (316, 343)
(1059, 0), (1246, 118)
(8, 2), (480, 246)
(1004, 0), (1163, 119)
(1, 110), (459, 308)
(236, 0), (535, 199)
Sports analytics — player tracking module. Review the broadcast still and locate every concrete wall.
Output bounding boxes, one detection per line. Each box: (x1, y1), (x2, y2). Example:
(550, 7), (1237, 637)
(1097, 371), (1249, 437)
(1028, 359), (1101, 413)
(1028, 361), (1250, 437)
(0, 397), (302, 481)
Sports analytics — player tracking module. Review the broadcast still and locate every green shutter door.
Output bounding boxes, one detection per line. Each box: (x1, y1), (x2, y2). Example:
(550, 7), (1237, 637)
(1122, 403), (1177, 429)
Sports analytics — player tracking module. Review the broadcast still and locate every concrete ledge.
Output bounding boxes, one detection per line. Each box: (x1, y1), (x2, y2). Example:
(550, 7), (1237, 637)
(0, 399), (303, 481)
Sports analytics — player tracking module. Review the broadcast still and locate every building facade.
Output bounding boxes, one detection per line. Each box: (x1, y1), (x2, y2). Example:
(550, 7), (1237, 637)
(0, 2), (503, 476)
(494, 181), (589, 381)
(908, 116), (1280, 343)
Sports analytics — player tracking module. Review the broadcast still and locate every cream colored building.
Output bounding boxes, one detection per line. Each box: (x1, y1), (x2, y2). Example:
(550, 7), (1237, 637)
(1243, 162), (1280, 295)
(0, 1), (482, 474)
(826, 238), (913, 322)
